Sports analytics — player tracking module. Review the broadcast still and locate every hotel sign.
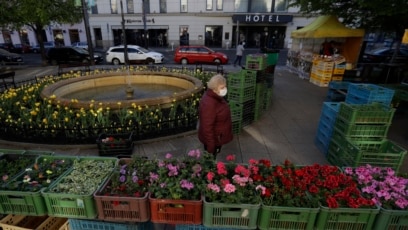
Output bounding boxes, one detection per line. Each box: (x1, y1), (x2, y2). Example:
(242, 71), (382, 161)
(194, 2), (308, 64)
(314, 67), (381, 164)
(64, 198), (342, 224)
(232, 14), (293, 24)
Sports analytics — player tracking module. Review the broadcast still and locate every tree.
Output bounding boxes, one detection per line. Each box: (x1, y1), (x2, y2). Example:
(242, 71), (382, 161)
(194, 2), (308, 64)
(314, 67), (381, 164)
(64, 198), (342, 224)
(0, 0), (83, 63)
(289, 0), (408, 62)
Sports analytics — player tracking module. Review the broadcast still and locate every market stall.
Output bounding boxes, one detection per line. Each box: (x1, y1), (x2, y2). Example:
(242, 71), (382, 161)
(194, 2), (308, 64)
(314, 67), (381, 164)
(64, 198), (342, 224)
(287, 15), (364, 86)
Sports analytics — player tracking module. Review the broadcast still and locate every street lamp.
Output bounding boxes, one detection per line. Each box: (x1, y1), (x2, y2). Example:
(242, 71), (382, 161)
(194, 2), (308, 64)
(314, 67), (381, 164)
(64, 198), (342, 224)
(120, 0), (129, 66)
(142, 0), (148, 49)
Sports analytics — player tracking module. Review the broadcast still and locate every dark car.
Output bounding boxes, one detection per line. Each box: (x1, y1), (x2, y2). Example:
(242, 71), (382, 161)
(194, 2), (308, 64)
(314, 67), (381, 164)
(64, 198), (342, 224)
(0, 48), (24, 65)
(362, 47), (408, 63)
(32, 41), (57, 53)
(46, 47), (103, 65)
(0, 43), (17, 53)
(174, 45), (229, 65)
(14, 43), (32, 53)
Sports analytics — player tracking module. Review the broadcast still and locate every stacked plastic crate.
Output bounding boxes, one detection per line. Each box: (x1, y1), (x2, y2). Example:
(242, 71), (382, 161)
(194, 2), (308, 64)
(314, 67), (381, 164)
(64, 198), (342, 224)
(325, 81), (350, 102)
(227, 70), (257, 134)
(332, 63), (346, 81)
(345, 83), (395, 107)
(310, 59), (334, 87)
(327, 103), (406, 171)
(315, 102), (341, 156)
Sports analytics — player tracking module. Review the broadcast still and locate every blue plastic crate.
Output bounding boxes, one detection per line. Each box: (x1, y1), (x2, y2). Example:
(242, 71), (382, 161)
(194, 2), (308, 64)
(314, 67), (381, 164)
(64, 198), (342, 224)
(345, 83), (395, 107)
(68, 219), (150, 230)
(329, 81), (351, 90)
(315, 130), (332, 156)
(176, 224), (236, 230)
(319, 102), (341, 126)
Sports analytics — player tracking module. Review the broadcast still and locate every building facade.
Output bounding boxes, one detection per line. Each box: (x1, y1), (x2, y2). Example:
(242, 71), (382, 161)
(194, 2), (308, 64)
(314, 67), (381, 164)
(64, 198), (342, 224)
(1, 0), (316, 50)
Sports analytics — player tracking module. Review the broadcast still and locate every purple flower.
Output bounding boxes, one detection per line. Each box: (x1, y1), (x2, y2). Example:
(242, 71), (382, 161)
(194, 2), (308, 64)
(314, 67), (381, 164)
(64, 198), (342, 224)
(120, 164), (127, 175)
(180, 179), (194, 190)
(132, 175), (138, 183)
(149, 172), (159, 182)
(119, 175), (126, 183)
(167, 163), (179, 176)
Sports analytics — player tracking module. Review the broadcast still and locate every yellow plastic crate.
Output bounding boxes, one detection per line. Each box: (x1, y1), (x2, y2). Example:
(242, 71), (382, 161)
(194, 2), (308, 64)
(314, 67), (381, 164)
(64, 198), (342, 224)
(0, 214), (48, 230)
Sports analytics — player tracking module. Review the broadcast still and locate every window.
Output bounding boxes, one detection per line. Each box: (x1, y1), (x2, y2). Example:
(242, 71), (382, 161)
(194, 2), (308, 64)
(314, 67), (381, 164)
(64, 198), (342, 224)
(250, 0), (271, 12)
(160, 0), (167, 13)
(206, 0), (212, 10)
(181, 0), (187, 12)
(110, 0), (117, 14)
(216, 0), (223, 10)
(127, 0), (134, 13)
(234, 0), (248, 12)
(143, 0), (150, 13)
(274, 0), (288, 12)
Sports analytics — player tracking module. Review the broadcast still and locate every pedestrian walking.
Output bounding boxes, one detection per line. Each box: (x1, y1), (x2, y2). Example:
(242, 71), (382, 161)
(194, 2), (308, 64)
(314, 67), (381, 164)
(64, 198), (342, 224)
(233, 41), (245, 67)
(198, 74), (233, 157)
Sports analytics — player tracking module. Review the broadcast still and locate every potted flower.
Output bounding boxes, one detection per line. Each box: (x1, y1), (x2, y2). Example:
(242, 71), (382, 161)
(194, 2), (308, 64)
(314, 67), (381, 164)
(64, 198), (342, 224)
(303, 164), (378, 229)
(96, 132), (134, 156)
(343, 165), (408, 230)
(0, 155), (75, 216)
(202, 155), (262, 229)
(94, 156), (156, 222)
(148, 149), (208, 225)
(0, 154), (36, 187)
(256, 160), (319, 230)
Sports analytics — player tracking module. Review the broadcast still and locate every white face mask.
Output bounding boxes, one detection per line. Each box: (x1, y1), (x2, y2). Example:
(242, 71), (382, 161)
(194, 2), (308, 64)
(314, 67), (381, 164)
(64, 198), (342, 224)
(219, 88), (227, 97)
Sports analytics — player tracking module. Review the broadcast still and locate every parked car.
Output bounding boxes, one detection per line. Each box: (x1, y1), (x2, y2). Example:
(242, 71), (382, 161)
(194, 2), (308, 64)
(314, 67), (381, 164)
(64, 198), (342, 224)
(46, 47), (103, 65)
(105, 45), (164, 65)
(32, 41), (57, 53)
(362, 47), (408, 63)
(71, 42), (89, 50)
(0, 43), (17, 53)
(0, 48), (24, 65)
(173, 45), (229, 65)
(14, 43), (32, 53)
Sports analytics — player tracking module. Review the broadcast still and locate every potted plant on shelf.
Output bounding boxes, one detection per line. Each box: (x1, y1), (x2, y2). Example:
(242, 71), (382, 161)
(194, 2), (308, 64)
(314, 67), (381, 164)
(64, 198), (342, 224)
(148, 149), (208, 225)
(343, 165), (408, 230)
(303, 164), (378, 230)
(94, 156), (156, 222)
(202, 155), (262, 229)
(256, 160), (319, 230)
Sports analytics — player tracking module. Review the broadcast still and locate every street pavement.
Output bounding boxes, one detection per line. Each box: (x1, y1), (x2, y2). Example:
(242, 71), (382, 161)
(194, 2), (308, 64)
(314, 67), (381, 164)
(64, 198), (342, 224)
(1, 48), (407, 175)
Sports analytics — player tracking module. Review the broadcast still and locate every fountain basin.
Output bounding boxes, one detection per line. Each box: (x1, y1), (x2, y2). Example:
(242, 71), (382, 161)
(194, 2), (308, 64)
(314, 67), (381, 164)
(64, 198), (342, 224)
(41, 72), (204, 109)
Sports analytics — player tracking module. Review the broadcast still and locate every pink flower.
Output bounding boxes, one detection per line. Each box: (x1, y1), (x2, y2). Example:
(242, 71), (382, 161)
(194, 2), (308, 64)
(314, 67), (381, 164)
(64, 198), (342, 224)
(223, 183), (236, 193)
(234, 164), (250, 177)
(220, 178), (230, 187)
(165, 153), (172, 159)
(256, 185), (266, 195)
(226, 154), (236, 161)
(207, 172), (215, 182)
(207, 183), (220, 193)
(217, 162), (227, 175)
(188, 149), (201, 158)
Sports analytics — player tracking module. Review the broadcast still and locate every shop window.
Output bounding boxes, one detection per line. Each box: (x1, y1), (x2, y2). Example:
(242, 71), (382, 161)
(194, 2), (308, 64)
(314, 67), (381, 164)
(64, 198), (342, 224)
(216, 0), (223, 10)
(160, 0), (167, 13)
(111, 0), (117, 14)
(91, 4), (98, 14)
(274, 0), (288, 12)
(234, 0), (248, 12)
(206, 0), (213, 10)
(127, 0), (134, 13)
(250, 0), (272, 13)
(180, 0), (187, 12)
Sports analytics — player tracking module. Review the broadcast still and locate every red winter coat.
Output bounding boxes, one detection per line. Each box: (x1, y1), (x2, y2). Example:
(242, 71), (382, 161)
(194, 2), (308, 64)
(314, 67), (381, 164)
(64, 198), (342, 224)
(198, 89), (233, 154)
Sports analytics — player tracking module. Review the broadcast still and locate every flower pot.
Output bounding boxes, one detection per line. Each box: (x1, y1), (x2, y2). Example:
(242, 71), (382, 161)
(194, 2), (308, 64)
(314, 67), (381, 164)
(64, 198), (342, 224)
(373, 207), (408, 230)
(203, 198), (260, 229)
(96, 132), (134, 156)
(94, 178), (150, 222)
(149, 194), (203, 225)
(257, 205), (319, 230)
(315, 204), (379, 229)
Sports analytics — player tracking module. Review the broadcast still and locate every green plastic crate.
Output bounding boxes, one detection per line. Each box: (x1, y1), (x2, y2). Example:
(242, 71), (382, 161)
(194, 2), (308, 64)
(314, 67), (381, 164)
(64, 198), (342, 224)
(328, 135), (407, 172)
(203, 199), (260, 229)
(41, 157), (117, 219)
(337, 103), (395, 124)
(245, 54), (267, 70)
(232, 120), (242, 134)
(229, 102), (243, 122)
(227, 86), (255, 104)
(257, 205), (319, 230)
(315, 205), (379, 229)
(227, 72), (256, 88)
(0, 155), (76, 216)
(333, 117), (391, 138)
(373, 207), (408, 230)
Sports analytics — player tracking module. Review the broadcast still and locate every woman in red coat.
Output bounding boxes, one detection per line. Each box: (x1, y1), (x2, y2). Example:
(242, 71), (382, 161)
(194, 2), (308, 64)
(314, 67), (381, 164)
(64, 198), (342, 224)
(198, 74), (233, 156)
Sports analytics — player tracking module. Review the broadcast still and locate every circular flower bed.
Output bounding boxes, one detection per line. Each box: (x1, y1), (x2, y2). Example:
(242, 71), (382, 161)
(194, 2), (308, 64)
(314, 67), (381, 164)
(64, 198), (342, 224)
(0, 66), (214, 144)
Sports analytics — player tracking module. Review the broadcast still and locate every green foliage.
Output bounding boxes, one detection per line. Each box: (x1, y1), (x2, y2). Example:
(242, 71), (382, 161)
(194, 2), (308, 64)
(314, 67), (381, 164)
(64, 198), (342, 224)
(288, 0), (408, 37)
